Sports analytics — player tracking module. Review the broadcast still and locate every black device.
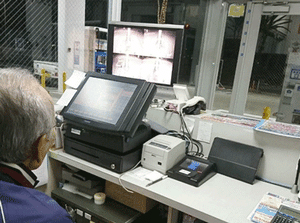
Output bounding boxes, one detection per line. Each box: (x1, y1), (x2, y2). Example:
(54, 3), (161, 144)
(208, 137), (264, 184)
(61, 72), (156, 173)
(107, 22), (184, 86)
(182, 101), (206, 115)
(61, 72), (156, 138)
(64, 122), (151, 154)
(167, 155), (216, 187)
(64, 137), (142, 173)
(271, 205), (300, 223)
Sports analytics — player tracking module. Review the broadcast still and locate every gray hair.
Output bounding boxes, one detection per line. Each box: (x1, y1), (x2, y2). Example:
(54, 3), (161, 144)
(0, 68), (55, 163)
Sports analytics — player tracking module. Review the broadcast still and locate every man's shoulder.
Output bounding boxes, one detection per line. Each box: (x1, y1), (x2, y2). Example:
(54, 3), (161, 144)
(0, 180), (73, 222)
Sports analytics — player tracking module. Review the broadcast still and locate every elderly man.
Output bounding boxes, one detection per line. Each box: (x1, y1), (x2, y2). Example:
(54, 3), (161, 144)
(0, 68), (73, 222)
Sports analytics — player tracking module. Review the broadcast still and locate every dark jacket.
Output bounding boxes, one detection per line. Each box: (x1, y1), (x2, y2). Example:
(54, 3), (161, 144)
(0, 163), (73, 223)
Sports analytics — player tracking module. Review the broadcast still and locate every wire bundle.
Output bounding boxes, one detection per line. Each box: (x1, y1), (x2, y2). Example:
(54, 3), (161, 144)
(164, 111), (204, 158)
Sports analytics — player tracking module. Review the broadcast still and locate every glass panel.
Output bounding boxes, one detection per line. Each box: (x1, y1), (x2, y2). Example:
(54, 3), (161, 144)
(213, 7), (246, 111)
(121, 0), (207, 86)
(0, 0), (59, 88)
(245, 15), (300, 119)
(85, 0), (108, 28)
(0, 0), (107, 90)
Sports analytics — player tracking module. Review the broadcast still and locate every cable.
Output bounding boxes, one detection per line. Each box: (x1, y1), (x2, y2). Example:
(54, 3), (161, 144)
(179, 112), (204, 157)
(163, 106), (205, 157)
(118, 160), (141, 193)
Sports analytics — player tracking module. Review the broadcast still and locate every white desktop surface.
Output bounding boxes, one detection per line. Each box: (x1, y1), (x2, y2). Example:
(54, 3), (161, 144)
(48, 149), (296, 223)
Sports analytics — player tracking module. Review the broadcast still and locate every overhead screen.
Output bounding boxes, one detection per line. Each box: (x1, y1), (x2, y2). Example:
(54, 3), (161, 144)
(107, 22), (184, 86)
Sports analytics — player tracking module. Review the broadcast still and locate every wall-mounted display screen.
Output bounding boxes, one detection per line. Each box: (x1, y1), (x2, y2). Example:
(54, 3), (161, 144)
(107, 22), (184, 86)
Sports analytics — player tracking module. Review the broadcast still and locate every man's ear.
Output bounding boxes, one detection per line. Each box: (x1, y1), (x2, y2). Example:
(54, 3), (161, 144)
(23, 134), (51, 170)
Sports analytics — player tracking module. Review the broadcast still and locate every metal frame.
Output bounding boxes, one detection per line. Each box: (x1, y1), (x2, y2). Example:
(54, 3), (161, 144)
(229, 2), (262, 115)
(196, 0), (228, 109)
(229, 2), (300, 115)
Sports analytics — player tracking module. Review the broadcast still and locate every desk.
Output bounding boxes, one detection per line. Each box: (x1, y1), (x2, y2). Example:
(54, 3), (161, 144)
(47, 149), (297, 223)
(146, 108), (300, 187)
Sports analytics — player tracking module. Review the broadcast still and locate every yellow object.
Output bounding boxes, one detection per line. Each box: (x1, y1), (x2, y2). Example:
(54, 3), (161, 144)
(63, 72), (67, 92)
(262, 107), (271, 120)
(228, 4), (245, 17)
(41, 69), (51, 88)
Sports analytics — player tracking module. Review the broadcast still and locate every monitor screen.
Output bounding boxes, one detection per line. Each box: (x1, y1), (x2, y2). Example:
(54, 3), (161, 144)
(66, 77), (137, 125)
(61, 72), (156, 137)
(107, 22), (184, 86)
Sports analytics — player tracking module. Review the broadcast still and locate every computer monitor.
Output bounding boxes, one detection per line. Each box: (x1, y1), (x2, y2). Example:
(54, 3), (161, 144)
(61, 72), (156, 137)
(107, 22), (184, 86)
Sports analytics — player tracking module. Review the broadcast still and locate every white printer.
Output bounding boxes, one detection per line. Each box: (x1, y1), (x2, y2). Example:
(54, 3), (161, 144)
(141, 134), (186, 174)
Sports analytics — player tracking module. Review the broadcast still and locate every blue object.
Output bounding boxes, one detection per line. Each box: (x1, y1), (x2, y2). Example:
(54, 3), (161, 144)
(0, 181), (73, 222)
(188, 161), (200, 171)
(95, 51), (107, 74)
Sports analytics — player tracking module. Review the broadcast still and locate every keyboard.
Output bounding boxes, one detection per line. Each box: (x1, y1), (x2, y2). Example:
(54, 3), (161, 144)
(271, 205), (300, 223)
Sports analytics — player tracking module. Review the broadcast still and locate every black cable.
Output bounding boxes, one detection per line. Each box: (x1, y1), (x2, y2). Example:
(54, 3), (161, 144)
(294, 159), (300, 185)
(179, 112), (204, 157)
(163, 106), (204, 157)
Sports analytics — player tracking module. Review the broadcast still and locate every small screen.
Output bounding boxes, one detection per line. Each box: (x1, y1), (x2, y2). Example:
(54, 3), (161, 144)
(66, 77), (137, 125)
(112, 27), (177, 85)
(180, 158), (209, 173)
(281, 206), (300, 219)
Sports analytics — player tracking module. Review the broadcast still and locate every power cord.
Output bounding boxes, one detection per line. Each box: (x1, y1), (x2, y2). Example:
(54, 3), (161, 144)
(118, 160), (141, 193)
(179, 111), (204, 157)
(162, 105), (204, 157)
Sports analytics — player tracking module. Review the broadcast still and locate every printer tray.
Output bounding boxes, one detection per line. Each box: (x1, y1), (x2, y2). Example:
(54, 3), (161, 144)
(64, 137), (141, 173)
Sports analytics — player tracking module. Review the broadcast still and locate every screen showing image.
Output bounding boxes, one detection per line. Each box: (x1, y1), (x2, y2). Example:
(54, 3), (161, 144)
(66, 77), (137, 125)
(112, 26), (177, 85)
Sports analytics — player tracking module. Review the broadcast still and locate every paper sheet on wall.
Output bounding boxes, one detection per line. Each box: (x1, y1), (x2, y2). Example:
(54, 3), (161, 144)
(65, 70), (86, 89)
(56, 88), (77, 106)
(196, 121), (213, 143)
(32, 154), (48, 187)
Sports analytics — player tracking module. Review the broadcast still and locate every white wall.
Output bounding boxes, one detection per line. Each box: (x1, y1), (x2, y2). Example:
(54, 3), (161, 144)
(58, 0), (85, 93)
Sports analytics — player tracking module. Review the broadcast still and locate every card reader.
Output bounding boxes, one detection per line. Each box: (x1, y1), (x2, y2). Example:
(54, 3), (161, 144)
(141, 134), (186, 174)
(167, 155), (216, 187)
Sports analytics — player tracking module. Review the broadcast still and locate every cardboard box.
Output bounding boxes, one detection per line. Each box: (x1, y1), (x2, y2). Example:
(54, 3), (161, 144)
(105, 181), (158, 214)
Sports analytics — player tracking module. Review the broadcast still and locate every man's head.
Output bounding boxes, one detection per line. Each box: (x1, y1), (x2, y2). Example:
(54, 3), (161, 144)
(0, 68), (55, 169)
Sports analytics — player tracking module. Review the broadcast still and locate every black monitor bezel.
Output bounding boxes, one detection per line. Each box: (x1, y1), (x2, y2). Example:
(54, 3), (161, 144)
(61, 72), (156, 137)
(106, 22), (185, 86)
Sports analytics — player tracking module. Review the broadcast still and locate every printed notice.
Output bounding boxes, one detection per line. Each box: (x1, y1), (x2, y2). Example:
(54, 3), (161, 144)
(196, 121), (213, 143)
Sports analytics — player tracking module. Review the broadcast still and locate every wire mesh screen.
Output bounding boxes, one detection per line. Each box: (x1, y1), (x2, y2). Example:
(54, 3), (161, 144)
(86, 0), (108, 28)
(0, 0), (57, 70)
(250, 15), (293, 95)
(0, 0), (107, 88)
(245, 15), (299, 116)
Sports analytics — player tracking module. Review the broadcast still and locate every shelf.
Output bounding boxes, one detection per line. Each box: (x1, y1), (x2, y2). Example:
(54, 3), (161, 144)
(52, 188), (141, 223)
